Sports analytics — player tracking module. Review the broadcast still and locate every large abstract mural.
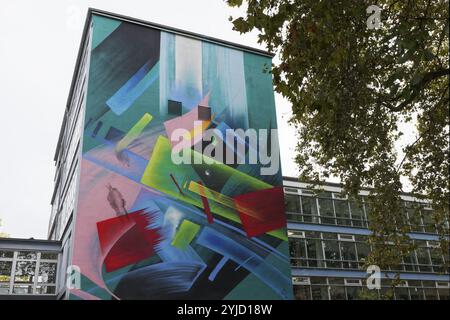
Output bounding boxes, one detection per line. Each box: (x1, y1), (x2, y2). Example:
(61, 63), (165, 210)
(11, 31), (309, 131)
(70, 15), (293, 300)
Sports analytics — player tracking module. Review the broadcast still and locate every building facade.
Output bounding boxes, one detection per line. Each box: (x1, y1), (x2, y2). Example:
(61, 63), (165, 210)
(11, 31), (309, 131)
(0, 238), (60, 299)
(48, 8), (293, 300)
(1, 9), (448, 301)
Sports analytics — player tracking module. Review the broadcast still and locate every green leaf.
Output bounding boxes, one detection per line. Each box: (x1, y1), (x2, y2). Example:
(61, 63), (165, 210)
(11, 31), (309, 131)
(410, 73), (424, 86)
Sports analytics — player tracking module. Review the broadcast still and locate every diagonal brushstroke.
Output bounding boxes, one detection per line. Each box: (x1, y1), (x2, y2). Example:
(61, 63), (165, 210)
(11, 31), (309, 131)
(208, 256), (229, 281)
(197, 181), (213, 223)
(196, 226), (292, 300)
(106, 61), (159, 115)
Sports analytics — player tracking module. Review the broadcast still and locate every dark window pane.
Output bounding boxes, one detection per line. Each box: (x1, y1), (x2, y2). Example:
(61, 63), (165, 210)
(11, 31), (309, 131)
(311, 285), (329, 300)
(13, 285), (33, 294)
(306, 239), (325, 267)
(349, 201), (365, 227)
(340, 242), (358, 269)
(324, 240), (341, 268)
(330, 286), (346, 300)
(14, 261), (36, 283)
(356, 242), (370, 263)
(438, 288), (450, 300)
(424, 288), (439, 300)
(0, 283), (9, 294)
(285, 194), (301, 213)
(289, 239), (306, 267)
(403, 252), (418, 272)
(345, 286), (360, 300)
(395, 287), (410, 300)
(0, 261), (12, 283)
(38, 262), (57, 284)
(310, 277), (328, 284)
(416, 247), (432, 272)
(319, 198), (335, 224)
(17, 251), (37, 260)
(334, 200), (351, 226)
(293, 285), (312, 300)
(36, 285), (56, 295)
(301, 196), (319, 223)
(409, 288), (425, 300)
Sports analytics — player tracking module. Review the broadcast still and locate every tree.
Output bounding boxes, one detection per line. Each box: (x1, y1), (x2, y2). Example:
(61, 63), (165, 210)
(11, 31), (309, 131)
(0, 218), (9, 238)
(227, 0), (449, 289)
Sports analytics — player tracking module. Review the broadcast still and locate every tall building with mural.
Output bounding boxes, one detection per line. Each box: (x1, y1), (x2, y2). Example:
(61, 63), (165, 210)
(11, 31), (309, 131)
(48, 8), (293, 300)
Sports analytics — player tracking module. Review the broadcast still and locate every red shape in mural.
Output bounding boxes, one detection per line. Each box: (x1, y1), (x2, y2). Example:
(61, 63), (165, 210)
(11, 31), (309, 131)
(96, 209), (162, 272)
(233, 186), (286, 238)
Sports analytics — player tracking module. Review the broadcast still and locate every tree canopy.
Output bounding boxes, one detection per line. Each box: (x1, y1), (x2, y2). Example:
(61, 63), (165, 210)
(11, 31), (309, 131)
(0, 218), (9, 238)
(227, 0), (449, 282)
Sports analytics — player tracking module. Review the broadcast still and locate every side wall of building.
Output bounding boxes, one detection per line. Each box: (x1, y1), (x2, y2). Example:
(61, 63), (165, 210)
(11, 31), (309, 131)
(68, 14), (293, 300)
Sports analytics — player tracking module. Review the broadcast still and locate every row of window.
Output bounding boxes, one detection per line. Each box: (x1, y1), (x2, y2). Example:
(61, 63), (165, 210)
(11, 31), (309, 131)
(0, 250), (58, 295)
(293, 276), (450, 300)
(284, 189), (449, 234)
(288, 231), (449, 273)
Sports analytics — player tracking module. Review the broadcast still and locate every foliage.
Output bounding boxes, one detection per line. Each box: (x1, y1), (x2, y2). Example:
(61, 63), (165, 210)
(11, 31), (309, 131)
(0, 218), (9, 238)
(227, 0), (449, 276)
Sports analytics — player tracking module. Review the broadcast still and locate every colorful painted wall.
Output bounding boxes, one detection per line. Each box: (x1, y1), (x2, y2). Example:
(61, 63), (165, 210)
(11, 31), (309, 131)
(69, 14), (293, 300)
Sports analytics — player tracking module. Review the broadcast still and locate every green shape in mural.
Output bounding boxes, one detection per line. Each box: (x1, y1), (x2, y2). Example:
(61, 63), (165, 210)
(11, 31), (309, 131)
(172, 220), (201, 249)
(116, 113), (153, 152)
(140, 136), (287, 240)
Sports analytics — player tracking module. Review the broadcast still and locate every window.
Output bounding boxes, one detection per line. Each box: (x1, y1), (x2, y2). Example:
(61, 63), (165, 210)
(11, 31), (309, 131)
(40, 252), (59, 260)
(356, 242), (370, 266)
(17, 251), (37, 260)
(38, 262), (57, 284)
(288, 230), (305, 238)
(285, 194), (301, 213)
(340, 241), (358, 269)
(293, 283), (312, 300)
(318, 192), (335, 224)
(416, 245), (432, 272)
(291, 276), (449, 300)
(0, 250), (58, 295)
(338, 234), (355, 242)
(293, 277), (310, 285)
(289, 238), (306, 267)
(0, 251), (13, 259)
(349, 201), (365, 227)
(0, 261), (12, 286)
(323, 239), (341, 268)
(395, 287), (411, 300)
(306, 238), (325, 268)
(284, 187), (298, 194)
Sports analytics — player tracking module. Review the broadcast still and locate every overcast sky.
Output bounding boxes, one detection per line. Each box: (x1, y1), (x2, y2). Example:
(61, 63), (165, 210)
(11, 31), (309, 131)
(0, 0), (299, 239)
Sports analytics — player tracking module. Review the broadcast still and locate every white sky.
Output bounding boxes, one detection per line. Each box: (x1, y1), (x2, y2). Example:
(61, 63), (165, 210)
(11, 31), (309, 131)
(0, 0), (299, 239)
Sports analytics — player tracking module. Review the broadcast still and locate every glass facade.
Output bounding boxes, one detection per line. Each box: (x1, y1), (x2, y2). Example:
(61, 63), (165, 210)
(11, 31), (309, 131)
(285, 189), (449, 233)
(0, 250), (58, 295)
(285, 182), (450, 300)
